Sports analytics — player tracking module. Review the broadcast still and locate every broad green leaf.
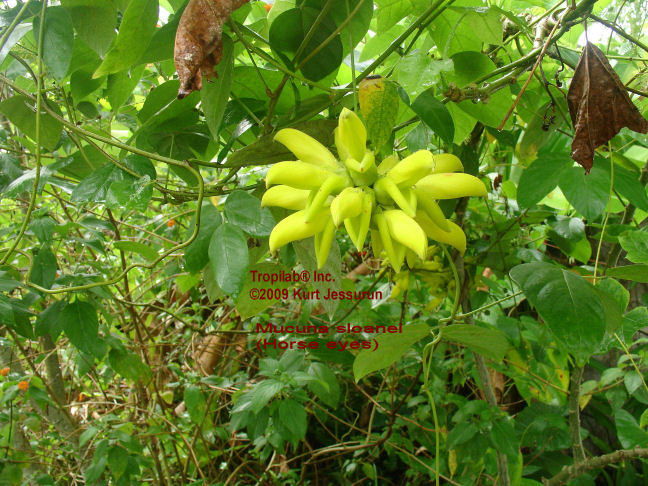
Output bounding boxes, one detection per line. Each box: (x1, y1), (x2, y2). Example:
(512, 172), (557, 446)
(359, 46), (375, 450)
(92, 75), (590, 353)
(61, 0), (117, 56)
(29, 246), (57, 289)
(624, 371), (642, 395)
(236, 262), (290, 320)
(93, 0), (159, 77)
(269, 7), (343, 82)
(431, 7), (491, 56)
(113, 241), (158, 262)
(70, 164), (122, 203)
(184, 204), (222, 274)
(0, 95), (63, 151)
(106, 65), (145, 112)
(622, 307), (648, 343)
(611, 163), (648, 212)
(60, 144), (111, 180)
(307, 362), (340, 408)
(0, 154), (22, 194)
(353, 322), (429, 381)
(596, 278), (629, 314)
(105, 175), (153, 212)
(224, 190), (275, 237)
(330, 0), (373, 54)
(375, 0), (428, 32)
(558, 164), (610, 220)
(29, 216), (56, 243)
(446, 422), (478, 448)
(464, 8), (503, 45)
(607, 264), (648, 283)
(202, 35), (234, 139)
(446, 51), (513, 129)
(594, 284), (624, 334)
(510, 263), (606, 363)
(209, 223), (249, 297)
(615, 409), (648, 448)
(619, 230), (648, 264)
(278, 399), (307, 441)
(443, 324), (510, 362)
(394, 53), (453, 98)
(35, 300), (65, 339)
(359, 77), (399, 151)
(410, 89), (454, 145)
(108, 347), (150, 382)
(184, 385), (207, 425)
(490, 417), (518, 458)
(249, 379), (284, 414)
(61, 300), (105, 358)
(34, 7), (74, 80)
(107, 446), (129, 480)
(0, 295), (33, 339)
(0, 23), (30, 66)
(137, 4), (186, 63)
(71, 68), (106, 105)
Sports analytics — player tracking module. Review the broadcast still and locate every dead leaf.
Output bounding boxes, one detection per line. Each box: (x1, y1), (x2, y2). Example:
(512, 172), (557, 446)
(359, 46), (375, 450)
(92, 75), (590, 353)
(174, 0), (249, 99)
(567, 42), (648, 172)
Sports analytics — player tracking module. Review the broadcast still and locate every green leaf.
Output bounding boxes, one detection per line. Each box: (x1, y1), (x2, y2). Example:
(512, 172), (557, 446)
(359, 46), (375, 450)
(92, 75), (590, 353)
(35, 300), (65, 339)
(71, 164), (122, 203)
(61, 0), (117, 56)
(249, 379), (284, 414)
(107, 446), (129, 480)
(29, 216), (56, 243)
(278, 399), (307, 441)
(35, 7), (74, 80)
(183, 204), (223, 274)
(611, 163), (648, 212)
(596, 278), (629, 314)
(624, 371), (642, 395)
(615, 409), (648, 448)
(0, 23), (30, 66)
(490, 417), (518, 458)
(0, 154), (22, 194)
(208, 223), (249, 297)
(606, 264), (648, 283)
(443, 324), (510, 362)
(353, 322), (429, 381)
(0, 295), (33, 339)
(0, 95), (63, 151)
(410, 89), (454, 145)
(359, 77), (399, 151)
(269, 7), (343, 82)
(202, 35), (234, 139)
(375, 0), (428, 33)
(61, 300), (106, 358)
(558, 164), (610, 220)
(105, 175), (153, 212)
(113, 241), (158, 262)
(431, 7), (497, 56)
(622, 307), (648, 343)
(137, 4), (185, 63)
(108, 347), (150, 382)
(510, 263), (606, 363)
(224, 190), (275, 237)
(619, 230), (648, 264)
(447, 422), (478, 448)
(446, 51), (513, 129)
(307, 362), (340, 408)
(184, 385), (207, 425)
(463, 8), (503, 45)
(236, 262), (291, 320)
(93, 0), (159, 77)
(30, 246), (57, 290)
(106, 65), (145, 112)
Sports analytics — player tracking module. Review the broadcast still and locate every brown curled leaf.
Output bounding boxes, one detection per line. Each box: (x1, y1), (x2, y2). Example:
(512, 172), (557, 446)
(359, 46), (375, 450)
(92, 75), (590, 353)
(567, 42), (648, 173)
(174, 0), (249, 99)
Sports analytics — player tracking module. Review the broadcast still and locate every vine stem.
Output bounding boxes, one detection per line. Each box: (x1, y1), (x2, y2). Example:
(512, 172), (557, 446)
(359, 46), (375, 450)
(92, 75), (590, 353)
(0, 0), (33, 53)
(593, 147), (614, 281)
(0, 0), (47, 266)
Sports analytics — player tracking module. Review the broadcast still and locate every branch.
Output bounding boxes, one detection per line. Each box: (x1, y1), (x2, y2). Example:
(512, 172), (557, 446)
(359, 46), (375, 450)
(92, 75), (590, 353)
(568, 365), (586, 463)
(543, 447), (648, 486)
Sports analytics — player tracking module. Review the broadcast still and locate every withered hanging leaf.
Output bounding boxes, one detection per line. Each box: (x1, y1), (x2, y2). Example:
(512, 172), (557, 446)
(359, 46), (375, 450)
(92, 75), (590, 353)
(174, 0), (249, 100)
(567, 42), (648, 173)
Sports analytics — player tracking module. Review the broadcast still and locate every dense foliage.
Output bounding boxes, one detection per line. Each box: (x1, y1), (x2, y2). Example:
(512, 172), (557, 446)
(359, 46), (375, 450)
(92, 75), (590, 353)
(0, 0), (648, 484)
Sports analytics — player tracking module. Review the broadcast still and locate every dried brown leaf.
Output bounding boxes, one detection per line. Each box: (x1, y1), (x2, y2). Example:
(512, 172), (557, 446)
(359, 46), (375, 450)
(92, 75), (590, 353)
(567, 42), (648, 172)
(174, 0), (249, 99)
